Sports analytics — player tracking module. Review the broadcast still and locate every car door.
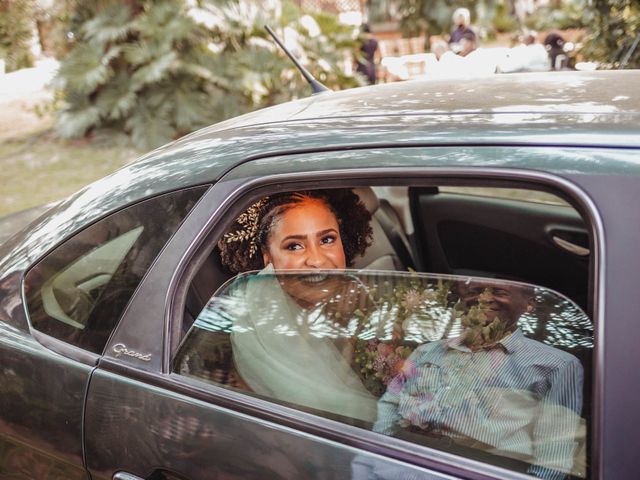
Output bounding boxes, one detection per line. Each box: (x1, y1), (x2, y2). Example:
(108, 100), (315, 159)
(81, 146), (603, 480)
(1, 187), (206, 479)
(0, 270), (91, 480)
(82, 175), (462, 480)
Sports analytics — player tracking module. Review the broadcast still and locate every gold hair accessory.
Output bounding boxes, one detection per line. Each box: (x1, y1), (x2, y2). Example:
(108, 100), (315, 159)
(223, 197), (269, 258)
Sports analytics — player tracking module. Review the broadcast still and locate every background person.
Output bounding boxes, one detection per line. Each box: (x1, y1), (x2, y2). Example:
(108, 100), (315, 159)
(448, 7), (477, 56)
(544, 31), (568, 70)
(356, 23), (379, 85)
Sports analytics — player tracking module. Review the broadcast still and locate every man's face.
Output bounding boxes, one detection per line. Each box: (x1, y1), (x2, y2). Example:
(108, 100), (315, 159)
(458, 281), (534, 329)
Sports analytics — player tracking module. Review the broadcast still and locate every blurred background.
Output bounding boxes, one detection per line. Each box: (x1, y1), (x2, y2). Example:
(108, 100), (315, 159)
(1, 0), (639, 218)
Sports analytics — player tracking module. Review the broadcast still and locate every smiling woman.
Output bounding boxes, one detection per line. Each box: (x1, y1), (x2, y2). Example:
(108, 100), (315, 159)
(217, 189), (373, 274)
(206, 189), (379, 419)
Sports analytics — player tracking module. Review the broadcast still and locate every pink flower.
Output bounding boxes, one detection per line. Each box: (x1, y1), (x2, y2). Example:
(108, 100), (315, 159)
(398, 359), (417, 378)
(377, 343), (393, 357)
(373, 355), (386, 372)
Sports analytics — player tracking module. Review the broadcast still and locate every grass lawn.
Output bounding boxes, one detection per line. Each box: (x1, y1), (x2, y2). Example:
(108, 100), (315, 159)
(0, 102), (141, 217)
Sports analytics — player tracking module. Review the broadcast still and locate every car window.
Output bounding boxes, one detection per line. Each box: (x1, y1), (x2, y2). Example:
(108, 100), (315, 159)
(438, 186), (571, 206)
(172, 184), (592, 478)
(24, 186), (207, 354)
(174, 270), (591, 479)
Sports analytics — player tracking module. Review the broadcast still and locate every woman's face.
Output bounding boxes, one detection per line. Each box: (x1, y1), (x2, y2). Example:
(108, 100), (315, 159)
(262, 198), (347, 270)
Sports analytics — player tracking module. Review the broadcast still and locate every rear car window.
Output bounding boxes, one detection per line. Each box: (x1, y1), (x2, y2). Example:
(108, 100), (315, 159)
(175, 270), (591, 479)
(24, 186), (207, 354)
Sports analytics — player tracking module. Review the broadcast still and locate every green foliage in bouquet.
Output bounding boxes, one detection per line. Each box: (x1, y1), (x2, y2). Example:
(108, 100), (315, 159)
(0, 0), (35, 72)
(353, 277), (452, 396)
(53, 0), (361, 150)
(459, 288), (508, 350)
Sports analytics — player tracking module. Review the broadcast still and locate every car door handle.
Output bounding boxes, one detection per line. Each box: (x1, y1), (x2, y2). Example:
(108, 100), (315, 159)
(113, 472), (145, 480)
(552, 235), (590, 256)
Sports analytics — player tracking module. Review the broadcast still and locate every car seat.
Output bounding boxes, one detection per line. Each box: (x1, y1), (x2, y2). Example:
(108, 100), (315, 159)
(352, 187), (415, 271)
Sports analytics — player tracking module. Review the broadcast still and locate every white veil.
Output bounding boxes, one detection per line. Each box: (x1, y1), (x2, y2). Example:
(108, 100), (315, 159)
(230, 266), (378, 423)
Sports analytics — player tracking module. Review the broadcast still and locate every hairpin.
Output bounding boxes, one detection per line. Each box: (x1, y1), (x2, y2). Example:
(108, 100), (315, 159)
(223, 197), (269, 258)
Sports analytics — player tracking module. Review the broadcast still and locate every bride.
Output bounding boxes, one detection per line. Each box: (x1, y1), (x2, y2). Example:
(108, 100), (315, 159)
(216, 189), (379, 422)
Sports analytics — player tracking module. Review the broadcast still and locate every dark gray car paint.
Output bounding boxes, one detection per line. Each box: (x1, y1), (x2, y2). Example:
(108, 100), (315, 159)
(1, 72), (638, 480)
(0, 274), (90, 479)
(84, 146), (612, 479)
(0, 203), (55, 245)
(85, 369), (468, 480)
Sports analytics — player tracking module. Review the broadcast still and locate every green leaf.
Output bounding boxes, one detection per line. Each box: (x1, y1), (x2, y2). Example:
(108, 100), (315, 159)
(125, 99), (175, 150)
(131, 51), (177, 90)
(95, 73), (138, 120)
(82, 4), (132, 46)
(56, 106), (102, 139)
(122, 42), (154, 66)
(172, 86), (211, 130)
(56, 43), (118, 95)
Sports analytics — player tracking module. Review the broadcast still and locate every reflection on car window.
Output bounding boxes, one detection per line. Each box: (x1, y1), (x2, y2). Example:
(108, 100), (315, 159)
(25, 186), (207, 353)
(174, 270), (591, 479)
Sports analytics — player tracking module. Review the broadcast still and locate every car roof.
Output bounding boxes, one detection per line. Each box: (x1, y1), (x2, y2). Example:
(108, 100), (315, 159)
(197, 69), (640, 131)
(1, 70), (639, 277)
(143, 70), (639, 184)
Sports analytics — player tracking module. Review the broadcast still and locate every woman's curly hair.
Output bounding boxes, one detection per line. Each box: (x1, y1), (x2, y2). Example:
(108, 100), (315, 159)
(218, 189), (373, 274)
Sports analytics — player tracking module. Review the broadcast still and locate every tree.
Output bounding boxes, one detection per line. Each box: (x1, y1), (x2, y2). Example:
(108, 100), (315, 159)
(0, 0), (35, 72)
(580, 0), (640, 68)
(53, 0), (360, 150)
(54, 0), (226, 149)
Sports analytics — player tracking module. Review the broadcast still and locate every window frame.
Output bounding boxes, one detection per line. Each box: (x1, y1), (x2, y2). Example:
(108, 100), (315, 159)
(151, 164), (603, 480)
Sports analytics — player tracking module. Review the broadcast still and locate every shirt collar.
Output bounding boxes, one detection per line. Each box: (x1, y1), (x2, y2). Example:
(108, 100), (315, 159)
(446, 328), (524, 354)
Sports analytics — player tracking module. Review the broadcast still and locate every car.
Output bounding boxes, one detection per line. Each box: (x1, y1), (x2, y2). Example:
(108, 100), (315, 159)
(1, 69), (639, 480)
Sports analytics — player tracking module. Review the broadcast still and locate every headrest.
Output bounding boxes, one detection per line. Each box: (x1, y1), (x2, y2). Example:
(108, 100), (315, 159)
(353, 187), (379, 214)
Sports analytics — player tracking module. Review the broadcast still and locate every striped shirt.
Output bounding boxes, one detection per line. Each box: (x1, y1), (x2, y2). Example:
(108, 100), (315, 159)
(373, 329), (584, 479)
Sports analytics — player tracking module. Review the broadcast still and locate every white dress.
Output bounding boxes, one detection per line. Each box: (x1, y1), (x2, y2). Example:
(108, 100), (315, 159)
(230, 266), (378, 422)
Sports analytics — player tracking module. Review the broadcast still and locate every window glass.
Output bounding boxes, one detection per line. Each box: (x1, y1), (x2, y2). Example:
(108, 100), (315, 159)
(438, 186), (571, 206)
(25, 186), (207, 353)
(175, 270), (591, 480)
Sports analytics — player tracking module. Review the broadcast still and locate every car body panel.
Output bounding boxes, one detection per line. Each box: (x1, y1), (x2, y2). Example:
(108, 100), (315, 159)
(85, 369), (462, 480)
(1, 72), (639, 283)
(186, 70), (640, 134)
(1, 70), (639, 480)
(0, 203), (56, 246)
(92, 149), (612, 478)
(0, 272), (90, 479)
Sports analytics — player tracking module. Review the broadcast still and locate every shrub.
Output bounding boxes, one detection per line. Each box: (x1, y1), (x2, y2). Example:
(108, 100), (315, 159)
(0, 0), (35, 72)
(53, 0), (359, 149)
